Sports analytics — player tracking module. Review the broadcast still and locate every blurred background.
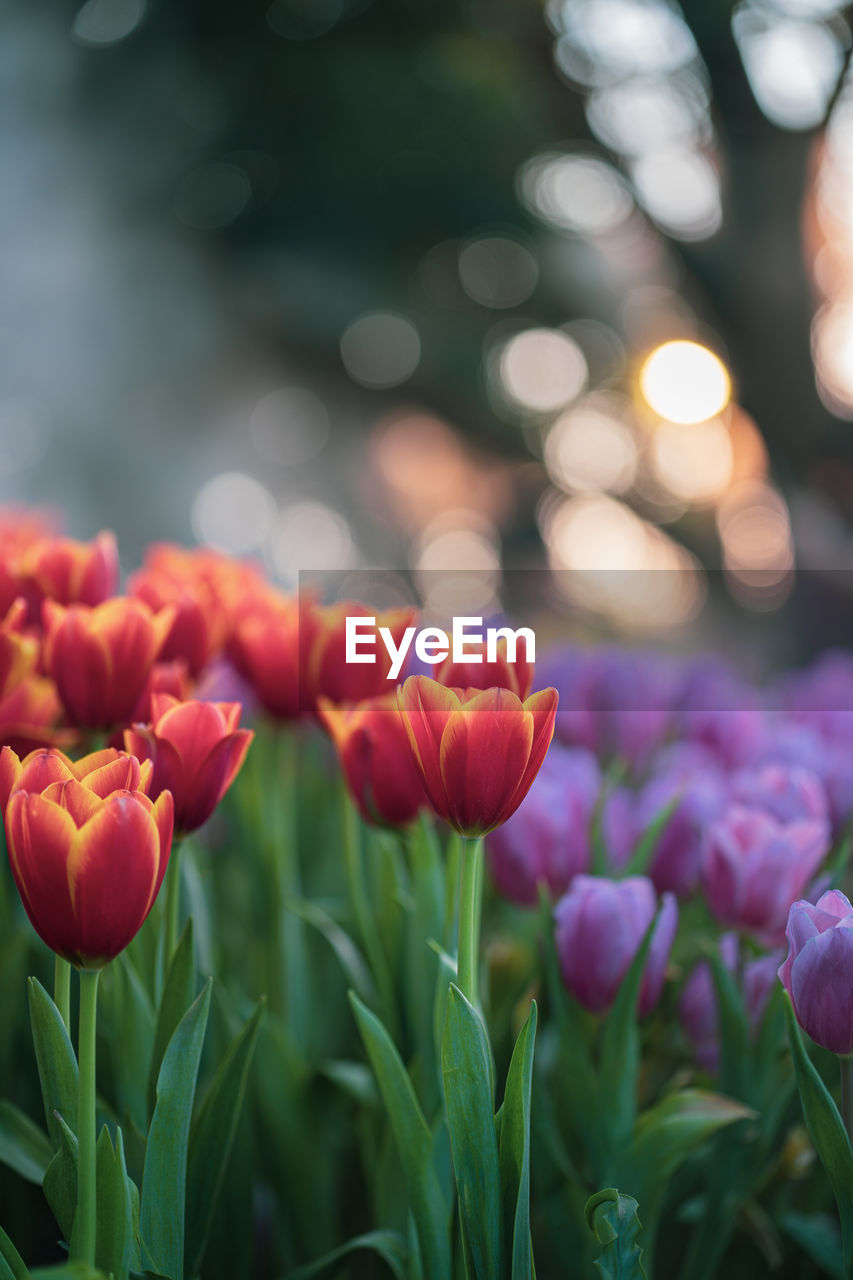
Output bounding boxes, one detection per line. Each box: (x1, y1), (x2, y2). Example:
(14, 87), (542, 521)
(4, 0), (853, 667)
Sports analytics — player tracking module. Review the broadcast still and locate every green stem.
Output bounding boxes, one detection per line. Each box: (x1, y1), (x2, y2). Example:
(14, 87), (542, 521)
(75, 968), (100, 1267)
(457, 836), (483, 1006)
(274, 727), (308, 1043)
(841, 1055), (853, 1146)
(54, 955), (71, 1034)
(341, 781), (399, 1038)
(163, 839), (183, 963)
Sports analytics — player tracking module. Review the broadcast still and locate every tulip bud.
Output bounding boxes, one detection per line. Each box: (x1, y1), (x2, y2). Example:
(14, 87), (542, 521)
(486, 745), (600, 906)
(228, 586), (301, 720)
(318, 693), (427, 828)
(396, 675), (558, 837)
(701, 806), (829, 940)
(41, 598), (175, 730)
(779, 890), (853, 1056)
(678, 934), (780, 1072)
(436, 635), (533, 699)
(553, 875), (677, 1015)
(128, 563), (228, 677)
(125, 694), (253, 835)
(1, 745), (172, 967)
(17, 531), (119, 622)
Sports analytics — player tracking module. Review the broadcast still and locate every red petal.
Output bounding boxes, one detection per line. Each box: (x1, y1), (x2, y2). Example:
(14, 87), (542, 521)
(438, 688), (533, 835)
(6, 793), (79, 960)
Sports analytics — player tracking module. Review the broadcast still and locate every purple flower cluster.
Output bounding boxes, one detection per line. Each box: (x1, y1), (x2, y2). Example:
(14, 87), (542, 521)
(491, 645), (848, 1031)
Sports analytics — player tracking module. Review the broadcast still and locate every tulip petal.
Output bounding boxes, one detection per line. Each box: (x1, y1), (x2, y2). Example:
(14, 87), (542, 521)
(6, 793), (79, 960)
(66, 794), (164, 963)
(397, 677), (460, 820)
(439, 688), (534, 835)
(791, 927), (853, 1055)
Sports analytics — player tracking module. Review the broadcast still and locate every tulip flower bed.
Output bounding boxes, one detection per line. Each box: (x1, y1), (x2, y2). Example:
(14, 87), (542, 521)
(2, 517), (853, 1279)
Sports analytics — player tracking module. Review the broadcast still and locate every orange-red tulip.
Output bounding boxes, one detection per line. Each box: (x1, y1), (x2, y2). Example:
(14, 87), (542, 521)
(0, 676), (74, 757)
(0, 600), (38, 701)
(1, 745), (171, 968)
(229, 586), (301, 720)
(396, 676), (559, 836)
(124, 694), (253, 834)
(128, 562), (228, 677)
(0, 507), (61, 616)
(18, 531), (119, 622)
(318, 693), (427, 827)
(436, 635), (534, 699)
(41, 598), (175, 730)
(305, 600), (417, 712)
(143, 544), (265, 637)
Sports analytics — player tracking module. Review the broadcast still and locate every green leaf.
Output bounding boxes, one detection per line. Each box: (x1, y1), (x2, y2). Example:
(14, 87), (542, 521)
(778, 1210), (844, 1280)
(148, 917), (197, 1118)
(140, 979), (211, 1280)
(597, 916), (658, 1171)
(42, 1111), (78, 1245)
(0, 1099), (52, 1183)
(707, 950), (750, 1100)
(621, 797), (680, 879)
(318, 1059), (379, 1107)
(784, 994), (853, 1276)
(441, 984), (503, 1280)
(27, 977), (78, 1149)
(287, 1229), (408, 1279)
(0, 1225), (26, 1280)
(288, 897), (378, 1007)
(610, 1089), (754, 1251)
(185, 999), (265, 1279)
(498, 1002), (537, 1280)
(28, 1267), (108, 1280)
(349, 992), (451, 1280)
(585, 1189), (647, 1280)
(92, 1125), (137, 1280)
(110, 952), (155, 1134)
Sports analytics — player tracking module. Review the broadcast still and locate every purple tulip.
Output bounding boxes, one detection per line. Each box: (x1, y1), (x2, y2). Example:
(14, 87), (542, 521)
(731, 763), (829, 827)
(779, 890), (853, 1056)
(701, 806), (830, 941)
(538, 647), (673, 766)
(679, 934), (780, 1072)
(486, 745), (601, 906)
(635, 747), (729, 897)
(674, 659), (766, 769)
(553, 875), (677, 1015)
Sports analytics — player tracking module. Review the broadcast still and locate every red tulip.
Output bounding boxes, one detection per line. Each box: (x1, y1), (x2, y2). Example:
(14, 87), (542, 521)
(41, 598), (175, 729)
(0, 675), (74, 757)
(2, 745), (171, 968)
(17, 531), (119, 622)
(128, 562), (228, 677)
(396, 675), (559, 836)
(228, 586), (301, 720)
(0, 507), (61, 616)
(436, 635), (534, 699)
(0, 600), (38, 701)
(124, 694), (253, 834)
(143, 544), (265, 638)
(318, 693), (427, 827)
(305, 600), (417, 711)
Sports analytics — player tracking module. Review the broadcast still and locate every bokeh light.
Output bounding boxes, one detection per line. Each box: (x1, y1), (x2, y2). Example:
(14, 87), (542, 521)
(458, 235), (539, 308)
(650, 417), (734, 505)
(639, 340), (731, 423)
(340, 312), (421, 389)
(544, 393), (638, 494)
(631, 147), (722, 240)
(249, 387), (330, 465)
(518, 152), (634, 236)
(72, 0), (145, 46)
(498, 328), (588, 414)
(733, 8), (843, 131)
(191, 472), (276, 554)
(270, 501), (356, 583)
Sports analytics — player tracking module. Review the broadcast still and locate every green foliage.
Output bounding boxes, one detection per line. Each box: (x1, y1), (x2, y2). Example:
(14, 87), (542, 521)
(140, 980), (212, 1280)
(585, 1189), (647, 1280)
